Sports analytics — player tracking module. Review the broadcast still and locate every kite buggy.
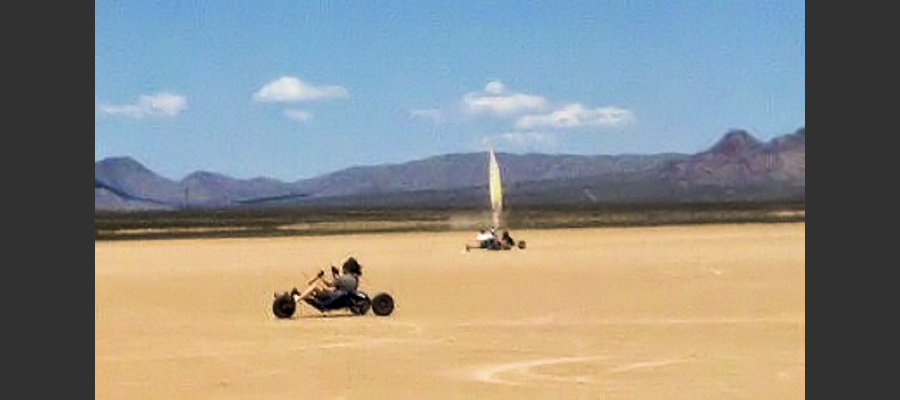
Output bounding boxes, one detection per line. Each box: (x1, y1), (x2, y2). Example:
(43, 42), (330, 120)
(272, 257), (394, 318)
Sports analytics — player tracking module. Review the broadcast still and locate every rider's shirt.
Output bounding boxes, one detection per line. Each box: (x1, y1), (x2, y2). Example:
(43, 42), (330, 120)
(334, 274), (359, 293)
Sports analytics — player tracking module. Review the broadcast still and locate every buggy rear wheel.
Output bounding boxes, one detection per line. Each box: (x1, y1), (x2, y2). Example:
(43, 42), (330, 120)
(371, 293), (395, 316)
(349, 297), (371, 315)
(518, 240), (526, 249)
(272, 293), (297, 319)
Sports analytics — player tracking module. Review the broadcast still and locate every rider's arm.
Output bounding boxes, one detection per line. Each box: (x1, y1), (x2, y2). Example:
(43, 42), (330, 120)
(318, 266), (340, 287)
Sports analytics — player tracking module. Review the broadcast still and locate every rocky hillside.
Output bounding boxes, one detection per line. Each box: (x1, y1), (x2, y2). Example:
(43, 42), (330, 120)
(95, 128), (805, 210)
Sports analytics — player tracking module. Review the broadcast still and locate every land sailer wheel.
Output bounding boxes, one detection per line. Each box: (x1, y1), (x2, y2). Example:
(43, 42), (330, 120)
(272, 293), (297, 319)
(517, 240), (526, 249)
(371, 293), (395, 316)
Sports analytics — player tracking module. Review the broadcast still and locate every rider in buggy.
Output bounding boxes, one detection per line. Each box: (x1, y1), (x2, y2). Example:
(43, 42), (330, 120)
(466, 227), (525, 251)
(272, 257), (395, 318)
(293, 257), (362, 308)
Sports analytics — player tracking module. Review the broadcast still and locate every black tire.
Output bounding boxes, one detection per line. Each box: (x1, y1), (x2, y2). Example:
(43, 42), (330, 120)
(518, 240), (526, 249)
(349, 297), (371, 315)
(371, 293), (395, 316)
(272, 293), (297, 319)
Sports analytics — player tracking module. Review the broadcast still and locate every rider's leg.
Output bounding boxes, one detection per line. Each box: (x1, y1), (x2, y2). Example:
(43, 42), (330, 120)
(315, 290), (347, 307)
(297, 281), (323, 299)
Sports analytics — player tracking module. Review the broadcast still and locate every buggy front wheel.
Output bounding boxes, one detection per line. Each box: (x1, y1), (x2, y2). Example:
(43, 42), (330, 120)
(371, 293), (395, 316)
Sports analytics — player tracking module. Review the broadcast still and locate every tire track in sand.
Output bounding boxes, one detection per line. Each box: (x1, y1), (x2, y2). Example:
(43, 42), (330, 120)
(461, 356), (690, 386)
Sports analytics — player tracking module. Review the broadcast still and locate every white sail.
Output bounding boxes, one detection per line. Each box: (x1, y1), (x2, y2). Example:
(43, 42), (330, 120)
(488, 148), (503, 228)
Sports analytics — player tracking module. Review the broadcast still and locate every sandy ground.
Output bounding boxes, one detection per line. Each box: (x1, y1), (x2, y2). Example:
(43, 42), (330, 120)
(95, 223), (805, 399)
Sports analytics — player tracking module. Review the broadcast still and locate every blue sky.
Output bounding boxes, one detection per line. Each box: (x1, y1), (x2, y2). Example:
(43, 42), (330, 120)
(95, 0), (805, 181)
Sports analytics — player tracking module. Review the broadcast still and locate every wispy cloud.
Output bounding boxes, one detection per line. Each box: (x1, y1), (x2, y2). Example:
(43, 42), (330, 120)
(515, 103), (634, 130)
(477, 102), (635, 151)
(408, 108), (445, 136)
(252, 76), (349, 103)
(462, 80), (547, 116)
(482, 131), (558, 151)
(409, 108), (444, 123)
(97, 93), (187, 118)
(283, 109), (313, 123)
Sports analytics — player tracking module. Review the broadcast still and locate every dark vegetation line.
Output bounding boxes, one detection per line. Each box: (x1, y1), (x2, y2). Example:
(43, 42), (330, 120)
(96, 178), (313, 206)
(232, 193), (311, 205)
(95, 180), (169, 205)
(95, 201), (805, 241)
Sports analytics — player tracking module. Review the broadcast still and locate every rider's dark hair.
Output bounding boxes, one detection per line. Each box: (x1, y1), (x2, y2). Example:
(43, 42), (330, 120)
(342, 257), (362, 275)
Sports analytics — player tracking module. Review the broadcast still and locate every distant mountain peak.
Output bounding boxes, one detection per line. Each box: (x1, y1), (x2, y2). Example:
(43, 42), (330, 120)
(707, 129), (762, 156)
(765, 128), (806, 152)
(182, 170), (230, 182)
(95, 156), (151, 173)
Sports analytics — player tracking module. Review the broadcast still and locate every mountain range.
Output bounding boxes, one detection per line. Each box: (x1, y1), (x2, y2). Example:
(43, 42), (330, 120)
(95, 128), (805, 211)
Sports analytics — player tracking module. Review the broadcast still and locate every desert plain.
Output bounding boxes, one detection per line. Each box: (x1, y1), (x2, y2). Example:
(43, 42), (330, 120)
(95, 222), (805, 399)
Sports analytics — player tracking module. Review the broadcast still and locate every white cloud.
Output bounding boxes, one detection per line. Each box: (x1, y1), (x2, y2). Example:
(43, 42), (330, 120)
(462, 80), (547, 116)
(252, 76), (349, 103)
(515, 103), (634, 130)
(284, 109), (313, 123)
(97, 93), (187, 118)
(484, 81), (505, 94)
